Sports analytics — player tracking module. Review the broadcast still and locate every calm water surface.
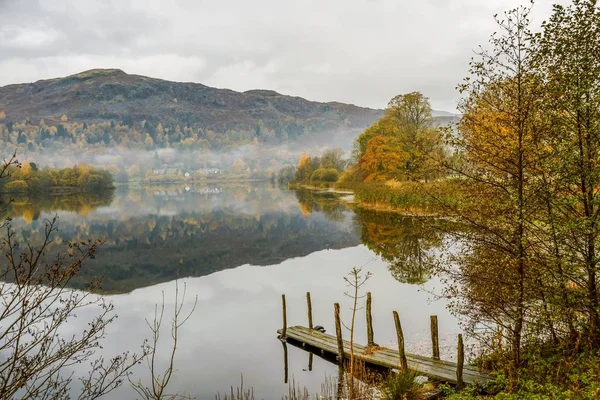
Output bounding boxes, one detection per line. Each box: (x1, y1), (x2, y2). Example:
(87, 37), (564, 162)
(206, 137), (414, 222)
(6, 184), (459, 398)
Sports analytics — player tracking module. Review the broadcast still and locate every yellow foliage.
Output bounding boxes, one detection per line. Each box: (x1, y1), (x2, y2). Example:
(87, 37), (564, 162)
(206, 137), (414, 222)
(299, 201), (312, 216)
(22, 209), (34, 224)
(21, 162), (32, 177)
(79, 204), (90, 216)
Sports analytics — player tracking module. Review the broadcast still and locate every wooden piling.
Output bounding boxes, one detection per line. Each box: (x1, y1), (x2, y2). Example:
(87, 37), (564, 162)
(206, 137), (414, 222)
(366, 292), (376, 346)
(334, 303), (344, 364)
(281, 294), (287, 339)
(282, 341), (289, 384)
(457, 334), (464, 390)
(431, 315), (440, 360)
(393, 311), (408, 372)
(308, 353), (313, 372)
(307, 292), (313, 330)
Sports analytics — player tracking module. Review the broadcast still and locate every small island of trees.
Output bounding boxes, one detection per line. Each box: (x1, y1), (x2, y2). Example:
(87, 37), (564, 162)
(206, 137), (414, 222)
(0, 160), (114, 194)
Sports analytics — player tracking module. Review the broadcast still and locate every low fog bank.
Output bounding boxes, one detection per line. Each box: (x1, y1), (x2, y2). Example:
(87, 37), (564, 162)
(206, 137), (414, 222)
(1, 142), (351, 182)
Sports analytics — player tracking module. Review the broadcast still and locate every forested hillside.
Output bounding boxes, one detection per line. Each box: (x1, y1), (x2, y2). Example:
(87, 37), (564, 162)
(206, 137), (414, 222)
(0, 69), (384, 151)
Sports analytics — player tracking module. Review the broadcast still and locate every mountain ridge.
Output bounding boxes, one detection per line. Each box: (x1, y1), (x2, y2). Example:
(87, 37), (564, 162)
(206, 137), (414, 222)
(0, 69), (383, 144)
(0, 69), (458, 148)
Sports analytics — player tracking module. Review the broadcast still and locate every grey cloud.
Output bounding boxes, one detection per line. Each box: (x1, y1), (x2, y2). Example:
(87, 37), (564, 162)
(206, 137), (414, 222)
(0, 0), (571, 111)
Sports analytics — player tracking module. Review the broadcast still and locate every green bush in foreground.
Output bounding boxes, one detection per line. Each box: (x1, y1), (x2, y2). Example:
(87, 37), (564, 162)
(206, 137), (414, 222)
(379, 370), (424, 400)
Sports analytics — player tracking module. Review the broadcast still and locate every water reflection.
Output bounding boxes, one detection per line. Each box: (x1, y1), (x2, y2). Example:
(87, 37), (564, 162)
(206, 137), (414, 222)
(4, 184), (450, 292)
(1, 192), (114, 222)
(6, 185), (360, 293)
(294, 189), (348, 222)
(1, 184), (459, 399)
(354, 209), (446, 285)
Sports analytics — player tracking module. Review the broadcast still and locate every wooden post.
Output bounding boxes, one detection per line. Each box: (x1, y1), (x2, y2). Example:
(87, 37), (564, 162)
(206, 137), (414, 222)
(307, 292), (313, 330)
(334, 303), (344, 364)
(393, 311), (408, 372)
(430, 315), (440, 360)
(308, 352), (313, 372)
(281, 294), (287, 339)
(366, 292), (376, 346)
(282, 341), (289, 384)
(457, 334), (464, 390)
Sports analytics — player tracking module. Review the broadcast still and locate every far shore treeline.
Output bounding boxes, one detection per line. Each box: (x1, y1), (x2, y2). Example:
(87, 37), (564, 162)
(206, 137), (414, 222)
(0, 160), (114, 194)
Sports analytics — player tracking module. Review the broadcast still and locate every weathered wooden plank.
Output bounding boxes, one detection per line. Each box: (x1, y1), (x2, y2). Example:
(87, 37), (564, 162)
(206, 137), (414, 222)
(278, 326), (491, 386)
(286, 326), (482, 373)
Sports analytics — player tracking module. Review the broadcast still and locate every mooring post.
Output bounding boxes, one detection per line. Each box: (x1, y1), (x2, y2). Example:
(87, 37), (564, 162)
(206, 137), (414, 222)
(457, 334), (464, 390)
(308, 352), (313, 372)
(281, 294), (287, 339)
(307, 292), (313, 330)
(431, 315), (440, 360)
(366, 292), (376, 346)
(334, 303), (344, 364)
(393, 311), (408, 372)
(282, 341), (289, 384)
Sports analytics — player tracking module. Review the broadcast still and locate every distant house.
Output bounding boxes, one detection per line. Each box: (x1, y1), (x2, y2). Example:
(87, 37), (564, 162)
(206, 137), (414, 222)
(153, 168), (166, 175)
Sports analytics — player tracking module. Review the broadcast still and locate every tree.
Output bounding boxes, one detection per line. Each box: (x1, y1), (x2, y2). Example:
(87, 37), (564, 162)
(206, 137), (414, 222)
(443, 3), (543, 377)
(354, 92), (446, 182)
(0, 155), (145, 399)
(129, 281), (197, 400)
(363, 134), (411, 182)
(320, 148), (347, 172)
(387, 92), (432, 134)
(535, 0), (600, 348)
(294, 153), (313, 182)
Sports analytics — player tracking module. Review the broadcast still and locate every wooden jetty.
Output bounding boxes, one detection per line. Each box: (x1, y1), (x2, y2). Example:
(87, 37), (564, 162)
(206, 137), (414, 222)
(278, 326), (491, 386)
(278, 292), (492, 388)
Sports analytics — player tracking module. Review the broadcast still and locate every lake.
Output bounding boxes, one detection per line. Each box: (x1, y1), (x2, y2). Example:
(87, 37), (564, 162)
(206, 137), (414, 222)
(5, 183), (460, 398)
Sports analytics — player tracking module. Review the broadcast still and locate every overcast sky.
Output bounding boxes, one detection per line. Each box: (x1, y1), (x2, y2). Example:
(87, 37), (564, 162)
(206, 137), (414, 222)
(0, 0), (568, 112)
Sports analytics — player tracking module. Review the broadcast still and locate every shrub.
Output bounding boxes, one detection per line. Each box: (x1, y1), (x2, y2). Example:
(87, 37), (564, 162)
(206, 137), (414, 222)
(311, 168), (339, 183)
(2, 180), (29, 193)
(379, 370), (424, 400)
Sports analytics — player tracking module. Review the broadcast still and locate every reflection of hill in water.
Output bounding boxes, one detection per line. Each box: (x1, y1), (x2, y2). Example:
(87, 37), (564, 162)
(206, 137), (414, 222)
(83, 210), (359, 293)
(6, 184), (360, 293)
(5, 184), (452, 293)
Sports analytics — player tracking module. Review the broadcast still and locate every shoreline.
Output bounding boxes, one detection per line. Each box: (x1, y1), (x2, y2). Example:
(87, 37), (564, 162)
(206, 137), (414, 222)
(292, 182), (441, 217)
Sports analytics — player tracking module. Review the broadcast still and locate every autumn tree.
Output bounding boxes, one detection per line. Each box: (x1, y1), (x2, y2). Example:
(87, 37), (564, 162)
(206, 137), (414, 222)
(442, 4), (544, 377)
(534, 0), (600, 348)
(294, 153), (313, 182)
(354, 92), (446, 182)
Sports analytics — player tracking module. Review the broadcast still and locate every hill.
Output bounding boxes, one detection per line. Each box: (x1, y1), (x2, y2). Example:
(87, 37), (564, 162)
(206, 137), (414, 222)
(0, 69), (384, 147)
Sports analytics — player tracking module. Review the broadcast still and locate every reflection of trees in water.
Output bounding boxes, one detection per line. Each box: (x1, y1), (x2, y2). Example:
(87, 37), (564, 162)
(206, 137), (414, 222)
(8, 187), (361, 293)
(353, 209), (446, 284)
(2, 192), (114, 223)
(294, 190), (347, 222)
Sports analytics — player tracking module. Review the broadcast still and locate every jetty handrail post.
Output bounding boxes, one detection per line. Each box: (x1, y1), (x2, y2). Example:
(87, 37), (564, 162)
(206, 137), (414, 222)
(393, 311), (408, 372)
(281, 294), (287, 339)
(457, 334), (464, 390)
(430, 315), (440, 360)
(306, 292), (313, 330)
(334, 303), (344, 365)
(366, 292), (376, 346)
